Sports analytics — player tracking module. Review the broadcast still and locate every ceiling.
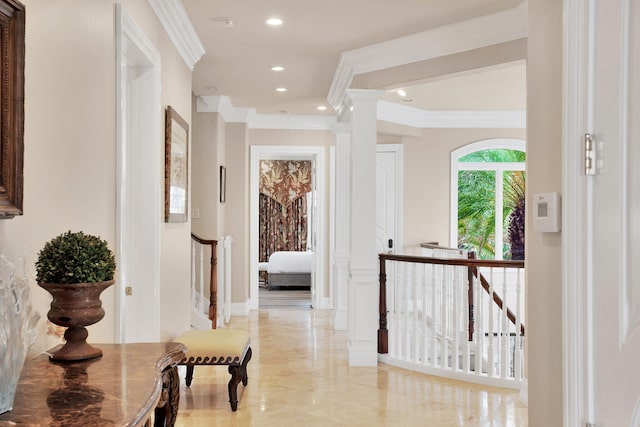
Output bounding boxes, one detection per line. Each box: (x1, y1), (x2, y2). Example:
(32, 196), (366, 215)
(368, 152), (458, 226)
(184, 0), (525, 116)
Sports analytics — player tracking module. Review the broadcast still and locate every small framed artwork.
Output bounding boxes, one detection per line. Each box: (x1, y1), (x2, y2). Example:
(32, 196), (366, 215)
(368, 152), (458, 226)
(165, 106), (189, 222)
(219, 165), (226, 203)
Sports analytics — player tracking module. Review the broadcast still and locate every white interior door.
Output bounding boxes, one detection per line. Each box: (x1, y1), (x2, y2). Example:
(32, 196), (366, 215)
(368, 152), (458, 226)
(376, 145), (403, 255)
(590, 0), (640, 424)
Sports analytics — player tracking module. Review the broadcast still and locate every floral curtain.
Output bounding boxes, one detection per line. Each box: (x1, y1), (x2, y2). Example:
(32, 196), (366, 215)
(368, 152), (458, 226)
(259, 160), (312, 262)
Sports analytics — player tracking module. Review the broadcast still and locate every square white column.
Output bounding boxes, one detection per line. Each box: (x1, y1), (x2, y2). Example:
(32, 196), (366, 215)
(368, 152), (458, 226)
(346, 89), (383, 366)
(332, 122), (351, 331)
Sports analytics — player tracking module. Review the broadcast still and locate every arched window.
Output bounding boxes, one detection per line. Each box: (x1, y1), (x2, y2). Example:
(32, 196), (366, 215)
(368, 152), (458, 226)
(450, 139), (526, 260)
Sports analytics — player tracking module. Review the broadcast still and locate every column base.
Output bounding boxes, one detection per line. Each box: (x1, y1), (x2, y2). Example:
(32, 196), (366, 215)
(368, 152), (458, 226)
(348, 342), (378, 366)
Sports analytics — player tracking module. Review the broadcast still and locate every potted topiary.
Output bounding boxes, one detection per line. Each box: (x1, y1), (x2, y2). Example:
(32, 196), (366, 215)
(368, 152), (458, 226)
(36, 231), (116, 362)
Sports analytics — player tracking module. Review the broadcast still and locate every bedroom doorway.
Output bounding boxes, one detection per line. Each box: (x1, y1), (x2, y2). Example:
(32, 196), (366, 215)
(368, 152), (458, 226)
(249, 146), (327, 311)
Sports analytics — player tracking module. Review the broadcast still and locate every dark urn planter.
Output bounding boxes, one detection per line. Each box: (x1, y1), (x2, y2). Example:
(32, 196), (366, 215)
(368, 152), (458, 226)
(38, 280), (114, 362)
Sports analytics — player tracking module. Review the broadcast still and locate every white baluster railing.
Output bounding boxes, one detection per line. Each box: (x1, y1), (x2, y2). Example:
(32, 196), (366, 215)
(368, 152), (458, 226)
(378, 249), (525, 390)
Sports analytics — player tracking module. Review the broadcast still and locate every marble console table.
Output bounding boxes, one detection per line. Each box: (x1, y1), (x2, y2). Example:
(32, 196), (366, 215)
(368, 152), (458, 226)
(0, 342), (186, 427)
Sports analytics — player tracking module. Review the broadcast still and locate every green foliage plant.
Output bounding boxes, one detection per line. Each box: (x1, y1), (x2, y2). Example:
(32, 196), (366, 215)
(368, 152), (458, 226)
(35, 231), (116, 284)
(457, 149), (526, 260)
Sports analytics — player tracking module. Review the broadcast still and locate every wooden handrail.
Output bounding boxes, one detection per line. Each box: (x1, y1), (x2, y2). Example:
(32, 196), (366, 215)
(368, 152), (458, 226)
(378, 252), (525, 354)
(379, 253), (524, 269)
(191, 233), (218, 329)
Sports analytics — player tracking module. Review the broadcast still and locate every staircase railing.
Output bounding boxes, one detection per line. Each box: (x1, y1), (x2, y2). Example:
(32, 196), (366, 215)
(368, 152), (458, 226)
(190, 233), (217, 329)
(378, 250), (525, 389)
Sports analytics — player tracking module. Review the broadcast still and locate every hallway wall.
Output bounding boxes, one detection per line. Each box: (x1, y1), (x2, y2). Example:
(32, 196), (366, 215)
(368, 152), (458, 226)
(0, 0), (193, 350)
(526, 0), (563, 424)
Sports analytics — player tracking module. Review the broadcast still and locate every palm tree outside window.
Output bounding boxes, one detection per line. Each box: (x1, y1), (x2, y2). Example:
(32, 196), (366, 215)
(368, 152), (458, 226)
(451, 139), (526, 260)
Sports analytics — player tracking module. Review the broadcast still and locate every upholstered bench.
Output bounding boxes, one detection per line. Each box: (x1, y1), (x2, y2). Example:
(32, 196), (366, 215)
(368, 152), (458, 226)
(176, 329), (252, 411)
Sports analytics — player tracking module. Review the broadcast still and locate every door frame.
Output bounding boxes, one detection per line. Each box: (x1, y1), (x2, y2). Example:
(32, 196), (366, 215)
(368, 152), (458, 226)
(376, 143), (404, 255)
(115, 5), (162, 342)
(562, 0), (595, 424)
(249, 145), (327, 310)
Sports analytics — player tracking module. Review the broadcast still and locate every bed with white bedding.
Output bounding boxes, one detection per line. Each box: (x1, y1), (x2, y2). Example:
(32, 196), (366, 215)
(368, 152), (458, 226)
(266, 251), (313, 288)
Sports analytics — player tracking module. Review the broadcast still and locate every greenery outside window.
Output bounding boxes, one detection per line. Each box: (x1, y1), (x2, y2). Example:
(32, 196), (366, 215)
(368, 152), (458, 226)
(451, 140), (526, 260)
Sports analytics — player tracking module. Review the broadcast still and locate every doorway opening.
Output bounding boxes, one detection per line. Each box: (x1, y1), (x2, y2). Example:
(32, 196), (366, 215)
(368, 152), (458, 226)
(249, 146), (327, 311)
(115, 6), (162, 342)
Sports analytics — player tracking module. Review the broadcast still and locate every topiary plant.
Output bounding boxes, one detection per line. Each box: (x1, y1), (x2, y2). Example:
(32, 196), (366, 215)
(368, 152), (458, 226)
(35, 231), (116, 284)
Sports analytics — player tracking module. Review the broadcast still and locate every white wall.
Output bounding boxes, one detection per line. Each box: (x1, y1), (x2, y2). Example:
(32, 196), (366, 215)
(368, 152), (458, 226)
(0, 0), (193, 351)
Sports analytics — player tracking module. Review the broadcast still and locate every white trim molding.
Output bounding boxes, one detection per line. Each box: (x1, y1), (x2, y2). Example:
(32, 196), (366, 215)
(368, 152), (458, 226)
(249, 145), (328, 312)
(378, 101), (526, 129)
(115, 4), (162, 343)
(197, 95), (336, 130)
(198, 95), (523, 131)
(562, 0), (594, 425)
(196, 96), (253, 123)
(147, 0), (205, 70)
(328, 2), (528, 117)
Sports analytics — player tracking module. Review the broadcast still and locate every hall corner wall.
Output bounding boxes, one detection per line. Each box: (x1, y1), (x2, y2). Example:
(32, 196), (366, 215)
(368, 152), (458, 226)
(0, 0), (193, 350)
(526, 0), (564, 425)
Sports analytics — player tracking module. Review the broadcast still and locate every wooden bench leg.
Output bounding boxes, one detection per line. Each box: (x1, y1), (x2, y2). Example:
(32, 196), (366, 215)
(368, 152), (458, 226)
(227, 347), (252, 411)
(185, 364), (194, 387)
(241, 347), (252, 386)
(227, 365), (242, 411)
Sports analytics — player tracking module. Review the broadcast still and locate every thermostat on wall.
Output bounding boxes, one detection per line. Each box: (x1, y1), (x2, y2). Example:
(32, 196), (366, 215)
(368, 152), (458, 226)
(533, 192), (561, 233)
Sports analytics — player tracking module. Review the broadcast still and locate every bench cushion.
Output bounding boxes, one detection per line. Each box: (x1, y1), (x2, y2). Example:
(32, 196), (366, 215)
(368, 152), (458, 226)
(176, 329), (250, 365)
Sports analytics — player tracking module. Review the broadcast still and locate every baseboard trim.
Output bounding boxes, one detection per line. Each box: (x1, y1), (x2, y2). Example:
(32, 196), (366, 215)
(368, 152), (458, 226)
(231, 301), (250, 316)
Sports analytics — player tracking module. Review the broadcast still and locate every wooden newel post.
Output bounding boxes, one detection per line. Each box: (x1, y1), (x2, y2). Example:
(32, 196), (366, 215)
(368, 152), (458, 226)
(378, 254), (388, 354)
(209, 240), (218, 329)
(467, 251), (476, 341)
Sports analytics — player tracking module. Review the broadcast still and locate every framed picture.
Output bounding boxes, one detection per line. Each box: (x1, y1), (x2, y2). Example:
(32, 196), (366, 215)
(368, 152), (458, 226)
(164, 106), (189, 222)
(0, 0), (25, 219)
(219, 165), (226, 203)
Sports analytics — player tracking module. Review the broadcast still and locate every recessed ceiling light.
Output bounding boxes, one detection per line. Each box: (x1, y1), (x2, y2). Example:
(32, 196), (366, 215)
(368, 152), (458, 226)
(402, 99), (414, 103)
(213, 17), (234, 27)
(266, 18), (283, 26)
(271, 65), (284, 71)
(317, 106), (327, 111)
(275, 87), (287, 92)
(397, 89), (407, 97)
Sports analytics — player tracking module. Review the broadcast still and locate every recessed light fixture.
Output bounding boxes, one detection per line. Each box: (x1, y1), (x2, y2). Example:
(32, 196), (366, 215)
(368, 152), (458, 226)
(266, 17), (283, 26)
(397, 89), (407, 97)
(275, 87), (287, 92)
(317, 106), (327, 111)
(271, 65), (284, 71)
(213, 17), (234, 27)
(402, 99), (414, 103)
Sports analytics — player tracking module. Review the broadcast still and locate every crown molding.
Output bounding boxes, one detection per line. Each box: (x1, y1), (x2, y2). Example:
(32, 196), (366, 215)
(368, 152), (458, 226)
(197, 96), (336, 130)
(328, 2), (527, 114)
(148, 0), (205, 70)
(377, 101), (526, 129)
(197, 96), (524, 129)
(196, 96), (253, 122)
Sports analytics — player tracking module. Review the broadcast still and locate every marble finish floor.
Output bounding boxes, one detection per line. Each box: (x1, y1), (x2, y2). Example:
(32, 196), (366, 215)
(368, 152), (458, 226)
(175, 309), (528, 426)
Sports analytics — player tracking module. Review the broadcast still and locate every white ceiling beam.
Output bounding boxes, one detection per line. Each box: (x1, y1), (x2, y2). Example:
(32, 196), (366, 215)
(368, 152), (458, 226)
(327, 1), (528, 117)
